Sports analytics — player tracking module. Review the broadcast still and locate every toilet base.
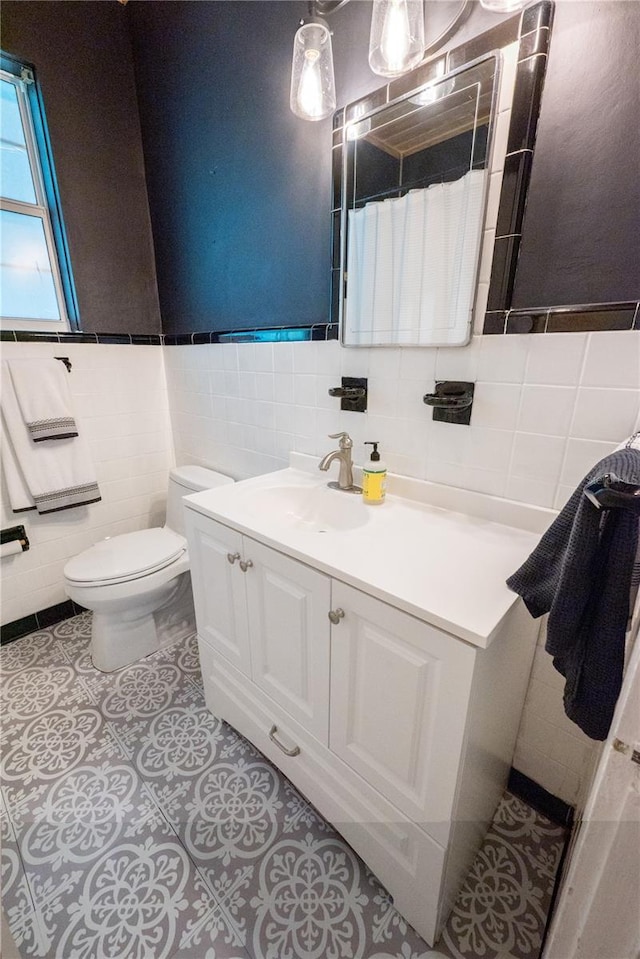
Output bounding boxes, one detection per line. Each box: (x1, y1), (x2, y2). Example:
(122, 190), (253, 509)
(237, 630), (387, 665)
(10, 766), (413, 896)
(89, 572), (196, 672)
(91, 610), (160, 672)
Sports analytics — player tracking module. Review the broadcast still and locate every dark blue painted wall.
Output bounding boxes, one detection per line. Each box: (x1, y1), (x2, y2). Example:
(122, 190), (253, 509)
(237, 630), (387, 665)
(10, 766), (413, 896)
(127, 1), (374, 333)
(128, 1), (639, 333)
(5, 2), (635, 335)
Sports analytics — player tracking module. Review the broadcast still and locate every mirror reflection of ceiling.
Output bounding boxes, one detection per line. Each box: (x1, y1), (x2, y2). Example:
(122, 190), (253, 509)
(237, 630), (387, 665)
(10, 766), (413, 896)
(352, 59), (495, 159)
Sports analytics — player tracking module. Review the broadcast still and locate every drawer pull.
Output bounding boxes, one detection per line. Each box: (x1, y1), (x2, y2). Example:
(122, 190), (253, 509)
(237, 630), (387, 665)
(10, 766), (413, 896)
(227, 552), (241, 564)
(269, 724), (301, 757)
(239, 559), (254, 572)
(328, 608), (345, 625)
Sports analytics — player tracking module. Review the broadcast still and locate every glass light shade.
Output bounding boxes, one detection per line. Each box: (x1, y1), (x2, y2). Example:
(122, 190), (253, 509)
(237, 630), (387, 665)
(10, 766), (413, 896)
(290, 22), (336, 121)
(368, 0), (425, 78)
(479, 0), (526, 11)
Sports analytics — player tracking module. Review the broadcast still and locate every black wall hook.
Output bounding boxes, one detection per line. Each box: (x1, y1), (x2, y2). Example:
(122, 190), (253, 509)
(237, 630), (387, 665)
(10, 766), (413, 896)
(328, 376), (367, 413)
(423, 381), (474, 425)
(584, 473), (640, 514)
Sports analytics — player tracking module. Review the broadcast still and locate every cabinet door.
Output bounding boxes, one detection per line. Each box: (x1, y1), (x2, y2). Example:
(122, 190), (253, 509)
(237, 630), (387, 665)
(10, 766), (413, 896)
(183, 510), (251, 675)
(244, 538), (331, 744)
(330, 582), (476, 835)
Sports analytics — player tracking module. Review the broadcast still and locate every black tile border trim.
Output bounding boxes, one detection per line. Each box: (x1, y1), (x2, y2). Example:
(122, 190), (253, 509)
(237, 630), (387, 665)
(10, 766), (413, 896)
(161, 324), (339, 344)
(4, 304), (636, 348)
(1, 598), (87, 646)
(483, 300), (640, 335)
(508, 766), (574, 829)
(1, 325), (339, 345)
(1, 331), (163, 345)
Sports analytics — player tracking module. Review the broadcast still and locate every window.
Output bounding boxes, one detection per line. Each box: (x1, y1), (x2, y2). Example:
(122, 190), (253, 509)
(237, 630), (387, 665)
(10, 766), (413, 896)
(0, 55), (77, 331)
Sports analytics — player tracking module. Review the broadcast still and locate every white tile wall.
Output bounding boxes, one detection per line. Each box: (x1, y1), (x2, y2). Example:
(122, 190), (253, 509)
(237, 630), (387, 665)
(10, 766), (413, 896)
(1, 342), (174, 625)
(164, 328), (640, 805)
(166, 330), (640, 505)
(513, 620), (602, 807)
(2, 328), (638, 805)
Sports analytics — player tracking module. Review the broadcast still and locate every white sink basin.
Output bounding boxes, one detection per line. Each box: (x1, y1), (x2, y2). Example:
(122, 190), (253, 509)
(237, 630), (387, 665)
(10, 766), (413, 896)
(184, 460), (550, 647)
(237, 483), (370, 532)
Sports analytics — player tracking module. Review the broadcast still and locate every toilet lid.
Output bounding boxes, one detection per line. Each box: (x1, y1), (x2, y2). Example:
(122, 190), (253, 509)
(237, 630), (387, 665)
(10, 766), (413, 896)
(64, 528), (187, 585)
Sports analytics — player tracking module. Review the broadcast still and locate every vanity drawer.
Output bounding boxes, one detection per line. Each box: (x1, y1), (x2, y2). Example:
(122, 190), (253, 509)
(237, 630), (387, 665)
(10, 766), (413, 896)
(197, 636), (447, 945)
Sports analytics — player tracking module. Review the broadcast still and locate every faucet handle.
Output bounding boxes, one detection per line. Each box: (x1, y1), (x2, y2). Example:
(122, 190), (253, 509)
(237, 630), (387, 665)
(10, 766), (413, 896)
(328, 431), (353, 449)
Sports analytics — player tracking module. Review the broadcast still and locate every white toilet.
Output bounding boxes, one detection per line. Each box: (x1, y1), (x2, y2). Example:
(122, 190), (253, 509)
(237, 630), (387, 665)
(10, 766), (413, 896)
(63, 466), (233, 672)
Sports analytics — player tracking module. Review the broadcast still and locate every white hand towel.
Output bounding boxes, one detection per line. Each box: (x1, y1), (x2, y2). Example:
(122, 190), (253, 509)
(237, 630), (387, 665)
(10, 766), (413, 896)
(1, 412), (34, 512)
(7, 358), (78, 441)
(1, 362), (101, 514)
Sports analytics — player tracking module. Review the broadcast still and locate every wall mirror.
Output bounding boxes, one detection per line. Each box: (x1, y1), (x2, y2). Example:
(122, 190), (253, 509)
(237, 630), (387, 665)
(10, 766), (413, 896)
(335, 54), (500, 348)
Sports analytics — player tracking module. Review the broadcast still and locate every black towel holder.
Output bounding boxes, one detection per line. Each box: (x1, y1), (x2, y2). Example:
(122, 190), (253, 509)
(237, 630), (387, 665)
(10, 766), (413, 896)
(584, 473), (640, 514)
(54, 356), (72, 372)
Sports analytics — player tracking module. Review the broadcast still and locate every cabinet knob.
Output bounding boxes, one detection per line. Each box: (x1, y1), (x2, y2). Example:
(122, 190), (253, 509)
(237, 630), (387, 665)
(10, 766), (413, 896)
(239, 559), (253, 572)
(227, 552), (241, 565)
(328, 608), (345, 625)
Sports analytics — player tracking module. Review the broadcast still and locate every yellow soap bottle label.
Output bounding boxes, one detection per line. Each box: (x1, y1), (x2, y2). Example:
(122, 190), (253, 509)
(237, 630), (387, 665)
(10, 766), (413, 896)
(363, 470), (386, 503)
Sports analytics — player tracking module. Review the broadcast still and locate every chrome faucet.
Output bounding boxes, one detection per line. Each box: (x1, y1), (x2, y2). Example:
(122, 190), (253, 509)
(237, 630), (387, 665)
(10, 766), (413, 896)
(318, 432), (361, 492)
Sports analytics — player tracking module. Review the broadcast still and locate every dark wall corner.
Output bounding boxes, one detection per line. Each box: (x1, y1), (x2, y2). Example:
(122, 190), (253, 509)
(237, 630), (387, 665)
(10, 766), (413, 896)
(513, 1), (640, 308)
(1, 0), (161, 335)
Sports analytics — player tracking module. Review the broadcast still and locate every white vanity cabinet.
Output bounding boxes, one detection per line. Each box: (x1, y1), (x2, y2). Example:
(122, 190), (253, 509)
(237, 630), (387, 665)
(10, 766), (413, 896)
(330, 581), (476, 847)
(185, 484), (537, 944)
(184, 497), (539, 946)
(186, 509), (331, 742)
(186, 515), (251, 674)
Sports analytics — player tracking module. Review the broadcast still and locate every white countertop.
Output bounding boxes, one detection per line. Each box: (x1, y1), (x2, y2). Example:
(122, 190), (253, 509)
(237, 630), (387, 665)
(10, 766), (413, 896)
(183, 455), (553, 648)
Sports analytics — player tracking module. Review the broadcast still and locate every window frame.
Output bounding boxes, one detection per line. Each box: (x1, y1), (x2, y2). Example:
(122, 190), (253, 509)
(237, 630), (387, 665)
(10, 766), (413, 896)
(1, 55), (77, 332)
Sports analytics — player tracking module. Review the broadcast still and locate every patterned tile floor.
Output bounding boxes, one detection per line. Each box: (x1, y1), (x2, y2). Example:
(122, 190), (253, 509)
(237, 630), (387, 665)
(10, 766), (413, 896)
(0, 613), (566, 959)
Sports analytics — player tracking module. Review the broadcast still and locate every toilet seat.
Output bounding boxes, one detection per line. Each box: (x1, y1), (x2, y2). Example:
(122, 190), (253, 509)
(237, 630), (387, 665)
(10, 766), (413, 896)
(64, 528), (187, 587)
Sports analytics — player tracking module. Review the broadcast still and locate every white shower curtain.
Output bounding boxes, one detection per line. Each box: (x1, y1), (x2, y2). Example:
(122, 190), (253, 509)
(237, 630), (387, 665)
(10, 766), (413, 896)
(344, 168), (485, 346)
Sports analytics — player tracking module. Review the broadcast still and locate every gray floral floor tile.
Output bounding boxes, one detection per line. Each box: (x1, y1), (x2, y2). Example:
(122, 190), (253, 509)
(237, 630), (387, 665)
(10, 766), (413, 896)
(21, 825), (221, 959)
(211, 819), (432, 959)
(436, 793), (564, 959)
(1, 614), (565, 959)
(8, 761), (163, 847)
(170, 896), (252, 959)
(1, 664), (85, 731)
(0, 631), (61, 676)
(89, 658), (201, 725)
(1, 803), (43, 958)
(1, 703), (122, 792)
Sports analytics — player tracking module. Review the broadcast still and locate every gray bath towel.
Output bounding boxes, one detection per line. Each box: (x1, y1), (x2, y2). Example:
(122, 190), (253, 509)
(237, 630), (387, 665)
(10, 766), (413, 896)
(507, 448), (640, 740)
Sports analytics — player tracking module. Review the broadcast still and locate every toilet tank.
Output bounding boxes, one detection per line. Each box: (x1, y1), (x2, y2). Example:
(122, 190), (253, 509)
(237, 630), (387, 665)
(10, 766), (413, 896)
(166, 466), (234, 535)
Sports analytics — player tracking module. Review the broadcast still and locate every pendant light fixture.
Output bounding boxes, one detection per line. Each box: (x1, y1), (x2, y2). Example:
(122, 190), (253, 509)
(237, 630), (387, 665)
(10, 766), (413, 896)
(290, 18), (336, 121)
(368, 0), (425, 77)
(290, 0), (473, 120)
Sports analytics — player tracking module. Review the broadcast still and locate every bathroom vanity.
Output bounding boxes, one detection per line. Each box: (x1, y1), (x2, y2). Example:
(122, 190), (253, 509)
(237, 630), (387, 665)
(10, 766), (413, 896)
(183, 455), (549, 945)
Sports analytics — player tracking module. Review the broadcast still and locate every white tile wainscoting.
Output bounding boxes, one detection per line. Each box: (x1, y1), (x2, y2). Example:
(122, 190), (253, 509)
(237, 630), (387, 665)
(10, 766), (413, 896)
(165, 330), (640, 510)
(2, 328), (638, 808)
(0, 342), (174, 627)
(164, 328), (639, 806)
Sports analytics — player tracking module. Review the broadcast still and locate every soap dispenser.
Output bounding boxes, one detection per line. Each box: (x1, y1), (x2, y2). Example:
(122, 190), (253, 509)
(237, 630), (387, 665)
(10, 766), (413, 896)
(362, 442), (387, 505)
